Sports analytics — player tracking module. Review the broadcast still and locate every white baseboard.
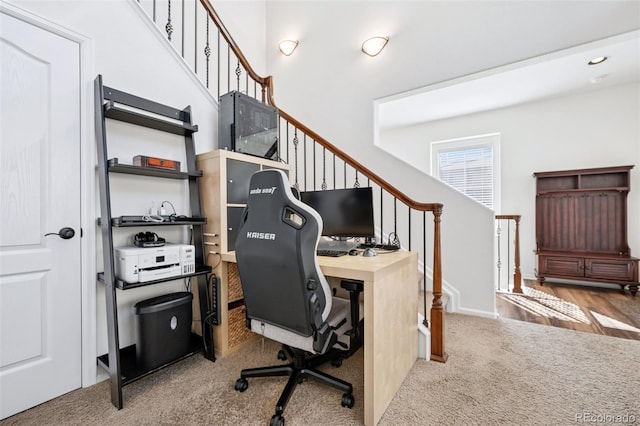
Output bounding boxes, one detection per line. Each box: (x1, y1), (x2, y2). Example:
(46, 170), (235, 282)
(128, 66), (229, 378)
(417, 313), (430, 360)
(454, 307), (499, 319)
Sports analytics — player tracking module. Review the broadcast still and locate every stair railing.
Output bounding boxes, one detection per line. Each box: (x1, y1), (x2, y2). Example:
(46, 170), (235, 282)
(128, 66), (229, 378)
(495, 215), (523, 293)
(135, 0), (447, 362)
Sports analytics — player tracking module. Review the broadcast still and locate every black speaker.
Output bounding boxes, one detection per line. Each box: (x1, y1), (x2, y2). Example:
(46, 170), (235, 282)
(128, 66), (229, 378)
(218, 91), (279, 160)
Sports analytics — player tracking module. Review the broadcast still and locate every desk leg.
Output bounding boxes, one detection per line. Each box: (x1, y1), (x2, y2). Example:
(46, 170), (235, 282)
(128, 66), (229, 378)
(363, 257), (418, 425)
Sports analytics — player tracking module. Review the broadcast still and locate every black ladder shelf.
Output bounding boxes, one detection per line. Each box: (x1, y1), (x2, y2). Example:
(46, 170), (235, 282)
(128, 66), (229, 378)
(94, 75), (215, 410)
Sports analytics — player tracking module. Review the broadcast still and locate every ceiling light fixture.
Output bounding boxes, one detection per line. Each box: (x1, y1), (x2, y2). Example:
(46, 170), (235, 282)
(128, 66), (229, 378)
(587, 56), (608, 65)
(278, 40), (298, 56)
(361, 36), (389, 57)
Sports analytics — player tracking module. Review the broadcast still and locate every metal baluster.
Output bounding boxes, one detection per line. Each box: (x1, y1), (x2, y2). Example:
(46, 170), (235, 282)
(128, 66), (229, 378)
(380, 188), (384, 244)
(293, 130), (299, 191)
(204, 18), (211, 88)
(332, 154), (336, 190)
(193, 3), (197, 73)
(285, 123), (290, 165)
(153, 0), (156, 22)
(166, 0), (173, 41)
(343, 163), (347, 188)
(408, 208), (412, 251)
(303, 134), (307, 190)
(496, 220), (502, 291)
(181, 0), (184, 56)
(312, 139), (317, 190)
(507, 220), (512, 291)
(235, 60), (241, 91)
(354, 171), (360, 188)
(217, 30), (220, 98)
(392, 198), (399, 245)
(321, 147), (327, 190)
(227, 46), (231, 94)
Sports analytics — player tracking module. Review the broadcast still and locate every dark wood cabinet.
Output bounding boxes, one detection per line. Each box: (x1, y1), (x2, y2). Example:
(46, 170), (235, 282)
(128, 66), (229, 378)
(534, 165), (638, 296)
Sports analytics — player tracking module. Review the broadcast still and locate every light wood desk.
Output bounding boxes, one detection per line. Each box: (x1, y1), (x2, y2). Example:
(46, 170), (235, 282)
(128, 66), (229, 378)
(222, 250), (418, 426)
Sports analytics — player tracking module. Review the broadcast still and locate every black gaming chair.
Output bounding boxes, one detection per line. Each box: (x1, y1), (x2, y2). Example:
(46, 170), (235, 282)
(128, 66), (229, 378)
(233, 169), (360, 426)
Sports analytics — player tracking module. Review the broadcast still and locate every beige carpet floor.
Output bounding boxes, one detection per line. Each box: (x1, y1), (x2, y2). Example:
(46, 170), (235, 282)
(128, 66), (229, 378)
(2, 313), (638, 425)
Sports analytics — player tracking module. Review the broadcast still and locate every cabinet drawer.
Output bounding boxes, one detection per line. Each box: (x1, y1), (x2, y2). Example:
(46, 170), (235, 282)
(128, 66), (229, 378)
(585, 258), (638, 282)
(539, 255), (583, 277)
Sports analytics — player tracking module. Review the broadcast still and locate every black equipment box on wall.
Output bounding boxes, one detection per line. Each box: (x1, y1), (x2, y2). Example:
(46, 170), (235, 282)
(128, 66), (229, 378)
(218, 91), (279, 160)
(134, 291), (193, 371)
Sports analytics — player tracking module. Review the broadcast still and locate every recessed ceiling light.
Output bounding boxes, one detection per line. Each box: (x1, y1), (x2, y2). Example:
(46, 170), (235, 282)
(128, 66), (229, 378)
(587, 56), (608, 65)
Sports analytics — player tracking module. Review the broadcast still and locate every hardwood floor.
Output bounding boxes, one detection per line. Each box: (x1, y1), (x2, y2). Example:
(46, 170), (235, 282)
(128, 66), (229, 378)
(496, 279), (640, 340)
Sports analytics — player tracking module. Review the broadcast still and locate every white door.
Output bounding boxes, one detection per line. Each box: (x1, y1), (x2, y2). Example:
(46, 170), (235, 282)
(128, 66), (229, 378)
(0, 10), (82, 419)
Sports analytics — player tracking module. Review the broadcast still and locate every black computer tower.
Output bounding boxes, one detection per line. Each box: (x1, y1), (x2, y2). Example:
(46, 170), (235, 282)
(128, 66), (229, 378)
(218, 91), (279, 160)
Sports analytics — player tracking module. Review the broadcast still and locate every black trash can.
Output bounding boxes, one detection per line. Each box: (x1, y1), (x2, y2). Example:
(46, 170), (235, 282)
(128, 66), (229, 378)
(134, 291), (193, 371)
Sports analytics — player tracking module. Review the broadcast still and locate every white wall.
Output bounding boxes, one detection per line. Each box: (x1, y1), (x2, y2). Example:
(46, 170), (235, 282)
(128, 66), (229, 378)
(260, 1), (640, 314)
(11, 0), (220, 383)
(380, 82), (640, 280)
(213, 0), (266, 76)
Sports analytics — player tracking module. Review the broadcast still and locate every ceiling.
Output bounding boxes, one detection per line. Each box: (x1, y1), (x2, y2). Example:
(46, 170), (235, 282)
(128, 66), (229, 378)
(377, 31), (640, 131)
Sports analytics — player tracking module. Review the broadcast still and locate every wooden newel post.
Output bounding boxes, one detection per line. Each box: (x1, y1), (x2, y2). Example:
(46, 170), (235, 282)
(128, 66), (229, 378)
(513, 215), (523, 293)
(430, 205), (448, 363)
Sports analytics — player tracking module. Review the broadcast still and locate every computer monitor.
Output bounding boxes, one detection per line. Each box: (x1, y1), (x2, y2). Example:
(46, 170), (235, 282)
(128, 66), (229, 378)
(299, 187), (375, 239)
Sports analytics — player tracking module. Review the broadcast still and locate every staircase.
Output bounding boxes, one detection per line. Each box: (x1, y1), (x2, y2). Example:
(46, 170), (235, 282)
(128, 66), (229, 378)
(135, 0), (447, 362)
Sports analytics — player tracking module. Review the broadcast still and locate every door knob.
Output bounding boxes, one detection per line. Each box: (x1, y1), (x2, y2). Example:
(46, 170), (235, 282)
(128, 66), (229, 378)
(44, 227), (75, 239)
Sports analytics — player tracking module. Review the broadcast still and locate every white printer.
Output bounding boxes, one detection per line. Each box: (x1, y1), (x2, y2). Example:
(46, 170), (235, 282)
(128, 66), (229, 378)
(115, 243), (196, 283)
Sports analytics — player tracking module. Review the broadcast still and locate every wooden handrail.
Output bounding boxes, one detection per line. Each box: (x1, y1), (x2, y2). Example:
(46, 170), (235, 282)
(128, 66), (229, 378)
(198, 1), (268, 91)
(197, 0), (446, 362)
(272, 92), (443, 213)
(189, 8), (441, 215)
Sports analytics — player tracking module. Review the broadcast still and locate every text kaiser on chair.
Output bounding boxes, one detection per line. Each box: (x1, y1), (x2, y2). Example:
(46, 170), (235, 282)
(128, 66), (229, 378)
(233, 169), (361, 426)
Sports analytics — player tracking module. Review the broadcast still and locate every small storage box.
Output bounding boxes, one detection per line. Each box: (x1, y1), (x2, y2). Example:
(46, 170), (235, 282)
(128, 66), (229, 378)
(134, 291), (193, 371)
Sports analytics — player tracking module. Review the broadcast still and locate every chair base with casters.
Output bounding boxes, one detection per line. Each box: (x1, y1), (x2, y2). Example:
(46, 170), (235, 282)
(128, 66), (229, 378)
(234, 345), (354, 426)
(234, 279), (364, 425)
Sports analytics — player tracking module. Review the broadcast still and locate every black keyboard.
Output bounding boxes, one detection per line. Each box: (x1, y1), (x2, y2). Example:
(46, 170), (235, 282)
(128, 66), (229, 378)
(316, 249), (349, 257)
(358, 243), (400, 251)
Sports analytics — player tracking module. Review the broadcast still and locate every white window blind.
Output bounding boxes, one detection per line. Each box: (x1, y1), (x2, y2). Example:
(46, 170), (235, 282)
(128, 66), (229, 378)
(431, 134), (500, 210)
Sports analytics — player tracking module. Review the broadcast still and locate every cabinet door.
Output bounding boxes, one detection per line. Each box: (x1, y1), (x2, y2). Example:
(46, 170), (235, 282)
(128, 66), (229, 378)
(578, 191), (627, 255)
(227, 159), (259, 204)
(539, 255), (584, 277)
(585, 258), (637, 282)
(226, 207), (245, 252)
(536, 194), (581, 252)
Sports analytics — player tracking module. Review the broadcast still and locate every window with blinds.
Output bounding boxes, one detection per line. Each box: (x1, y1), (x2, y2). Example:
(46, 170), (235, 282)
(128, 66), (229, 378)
(431, 134), (500, 210)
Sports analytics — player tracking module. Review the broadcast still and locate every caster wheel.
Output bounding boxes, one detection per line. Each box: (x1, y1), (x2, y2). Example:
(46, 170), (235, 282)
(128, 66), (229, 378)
(277, 350), (287, 361)
(331, 357), (343, 367)
(234, 378), (248, 392)
(341, 393), (355, 409)
(270, 414), (285, 426)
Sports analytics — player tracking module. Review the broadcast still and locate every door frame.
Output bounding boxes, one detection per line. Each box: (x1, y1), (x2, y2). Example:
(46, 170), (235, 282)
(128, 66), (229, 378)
(1, 1), (98, 387)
